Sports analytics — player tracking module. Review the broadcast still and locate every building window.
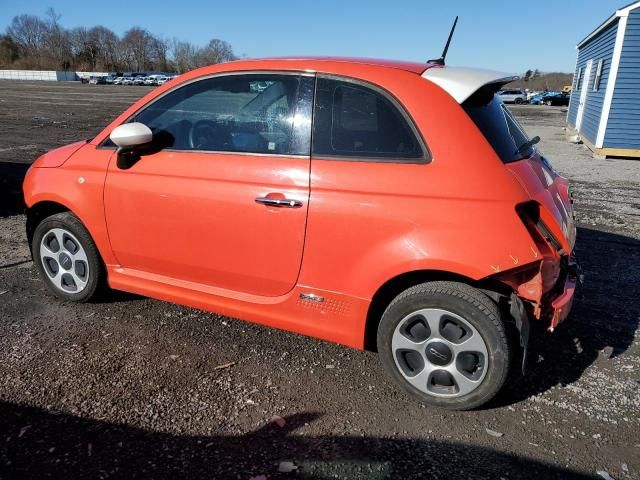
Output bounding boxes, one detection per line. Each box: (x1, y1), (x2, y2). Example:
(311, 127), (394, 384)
(575, 67), (583, 89)
(593, 59), (604, 91)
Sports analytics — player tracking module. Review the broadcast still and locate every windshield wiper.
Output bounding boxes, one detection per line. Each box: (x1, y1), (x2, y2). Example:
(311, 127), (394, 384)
(514, 135), (540, 156)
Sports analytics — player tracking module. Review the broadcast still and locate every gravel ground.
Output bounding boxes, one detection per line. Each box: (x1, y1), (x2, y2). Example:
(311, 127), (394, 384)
(0, 81), (638, 480)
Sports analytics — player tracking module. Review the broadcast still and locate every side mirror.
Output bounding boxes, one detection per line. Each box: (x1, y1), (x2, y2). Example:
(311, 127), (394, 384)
(110, 123), (153, 170)
(110, 122), (152, 149)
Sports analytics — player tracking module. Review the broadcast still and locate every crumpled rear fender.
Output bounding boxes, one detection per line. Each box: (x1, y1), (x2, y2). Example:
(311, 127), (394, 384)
(491, 257), (560, 320)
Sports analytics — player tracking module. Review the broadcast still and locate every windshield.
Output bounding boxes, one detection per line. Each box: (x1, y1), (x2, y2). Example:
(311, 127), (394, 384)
(462, 87), (534, 163)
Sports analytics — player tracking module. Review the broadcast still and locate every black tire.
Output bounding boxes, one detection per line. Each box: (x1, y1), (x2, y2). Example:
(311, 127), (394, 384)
(32, 212), (104, 302)
(377, 281), (511, 410)
(515, 98), (523, 104)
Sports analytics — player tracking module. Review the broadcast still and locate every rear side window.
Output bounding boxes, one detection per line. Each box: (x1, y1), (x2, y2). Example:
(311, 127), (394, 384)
(463, 88), (533, 163)
(312, 77), (425, 161)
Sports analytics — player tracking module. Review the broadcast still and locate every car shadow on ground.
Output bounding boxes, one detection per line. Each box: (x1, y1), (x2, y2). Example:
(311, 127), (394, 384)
(0, 403), (595, 479)
(0, 161), (29, 218)
(496, 226), (640, 407)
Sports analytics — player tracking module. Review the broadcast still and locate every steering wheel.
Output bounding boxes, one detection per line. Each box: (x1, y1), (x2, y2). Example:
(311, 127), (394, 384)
(188, 120), (223, 150)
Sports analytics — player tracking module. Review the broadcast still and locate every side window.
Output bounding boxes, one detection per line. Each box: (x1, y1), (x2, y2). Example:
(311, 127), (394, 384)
(575, 67), (583, 89)
(312, 77), (425, 161)
(593, 59), (604, 91)
(127, 74), (313, 155)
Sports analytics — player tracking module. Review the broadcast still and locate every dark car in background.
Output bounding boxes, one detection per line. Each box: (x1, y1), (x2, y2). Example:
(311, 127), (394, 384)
(540, 91), (570, 106)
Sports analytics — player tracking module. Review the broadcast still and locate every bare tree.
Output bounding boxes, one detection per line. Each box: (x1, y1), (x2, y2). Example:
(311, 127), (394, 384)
(6, 14), (49, 67)
(170, 38), (197, 73)
(69, 27), (99, 70)
(43, 8), (72, 69)
(148, 35), (169, 71)
(195, 38), (236, 67)
(121, 27), (155, 71)
(89, 26), (119, 71)
(0, 35), (20, 67)
(3, 10), (238, 73)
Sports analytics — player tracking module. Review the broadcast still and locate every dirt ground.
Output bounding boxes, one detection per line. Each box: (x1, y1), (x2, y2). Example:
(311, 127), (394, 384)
(0, 81), (638, 480)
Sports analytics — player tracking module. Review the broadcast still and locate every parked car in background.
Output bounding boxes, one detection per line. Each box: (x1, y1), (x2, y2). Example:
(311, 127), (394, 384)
(88, 76), (106, 85)
(23, 57), (577, 411)
(528, 92), (547, 105)
(498, 88), (527, 104)
(133, 76), (147, 86)
(113, 77), (124, 85)
(529, 91), (561, 105)
(144, 76), (157, 86)
(156, 76), (169, 85)
(541, 91), (570, 106)
(104, 76), (115, 84)
(526, 90), (541, 101)
(122, 77), (135, 85)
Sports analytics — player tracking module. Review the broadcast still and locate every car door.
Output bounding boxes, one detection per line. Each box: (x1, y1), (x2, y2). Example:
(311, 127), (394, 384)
(103, 73), (315, 297)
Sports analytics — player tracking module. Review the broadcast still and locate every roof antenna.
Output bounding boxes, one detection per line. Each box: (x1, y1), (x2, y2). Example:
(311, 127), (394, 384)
(428, 16), (458, 65)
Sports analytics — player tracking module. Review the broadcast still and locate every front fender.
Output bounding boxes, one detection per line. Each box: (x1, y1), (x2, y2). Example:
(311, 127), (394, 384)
(23, 144), (116, 266)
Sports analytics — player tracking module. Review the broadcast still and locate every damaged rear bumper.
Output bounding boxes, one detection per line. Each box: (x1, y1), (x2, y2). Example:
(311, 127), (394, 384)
(548, 264), (578, 330)
(495, 254), (580, 327)
(504, 257), (579, 374)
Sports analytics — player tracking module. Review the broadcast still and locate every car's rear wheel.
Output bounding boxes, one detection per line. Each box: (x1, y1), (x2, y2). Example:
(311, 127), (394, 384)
(515, 98), (523, 104)
(546, 100), (553, 106)
(32, 212), (104, 302)
(377, 281), (511, 410)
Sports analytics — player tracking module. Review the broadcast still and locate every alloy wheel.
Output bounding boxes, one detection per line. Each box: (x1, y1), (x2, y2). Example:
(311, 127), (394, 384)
(39, 228), (90, 293)
(391, 308), (489, 398)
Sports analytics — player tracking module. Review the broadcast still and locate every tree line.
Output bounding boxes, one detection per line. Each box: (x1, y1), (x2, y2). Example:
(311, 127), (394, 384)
(0, 9), (237, 73)
(506, 68), (573, 91)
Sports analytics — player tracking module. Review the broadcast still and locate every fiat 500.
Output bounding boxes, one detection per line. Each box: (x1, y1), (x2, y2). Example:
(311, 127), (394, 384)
(23, 57), (577, 410)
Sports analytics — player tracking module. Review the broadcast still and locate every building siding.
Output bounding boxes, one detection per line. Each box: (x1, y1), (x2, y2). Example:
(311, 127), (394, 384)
(567, 19), (618, 144)
(604, 8), (640, 149)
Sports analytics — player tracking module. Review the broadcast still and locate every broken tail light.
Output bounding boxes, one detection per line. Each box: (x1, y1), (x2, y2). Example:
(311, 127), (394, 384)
(516, 201), (564, 257)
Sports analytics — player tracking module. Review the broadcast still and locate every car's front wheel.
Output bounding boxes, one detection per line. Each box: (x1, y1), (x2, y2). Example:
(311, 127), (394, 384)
(515, 98), (523, 104)
(32, 212), (104, 302)
(377, 281), (511, 410)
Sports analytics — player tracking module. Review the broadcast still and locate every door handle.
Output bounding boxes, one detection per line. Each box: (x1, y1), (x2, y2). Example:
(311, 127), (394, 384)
(255, 197), (303, 208)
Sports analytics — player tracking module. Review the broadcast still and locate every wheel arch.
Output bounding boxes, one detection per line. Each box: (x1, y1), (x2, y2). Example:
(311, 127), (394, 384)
(26, 200), (114, 268)
(26, 201), (72, 250)
(363, 269), (515, 352)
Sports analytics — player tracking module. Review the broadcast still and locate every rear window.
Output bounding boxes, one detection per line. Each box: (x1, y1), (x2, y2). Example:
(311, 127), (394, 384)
(463, 88), (533, 163)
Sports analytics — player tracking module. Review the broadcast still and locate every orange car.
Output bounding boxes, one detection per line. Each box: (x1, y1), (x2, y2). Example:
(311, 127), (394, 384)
(23, 58), (577, 409)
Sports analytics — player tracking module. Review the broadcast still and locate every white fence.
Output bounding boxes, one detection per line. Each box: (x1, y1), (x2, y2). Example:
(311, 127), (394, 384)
(0, 70), (110, 81)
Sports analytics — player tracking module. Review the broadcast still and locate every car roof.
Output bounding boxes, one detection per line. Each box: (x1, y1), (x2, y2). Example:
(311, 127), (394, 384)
(255, 56), (429, 74)
(248, 58), (518, 104)
(173, 57), (519, 105)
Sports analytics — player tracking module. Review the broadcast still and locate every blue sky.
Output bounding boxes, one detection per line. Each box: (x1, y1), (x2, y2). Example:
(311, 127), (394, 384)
(0, 0), (628, 72)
